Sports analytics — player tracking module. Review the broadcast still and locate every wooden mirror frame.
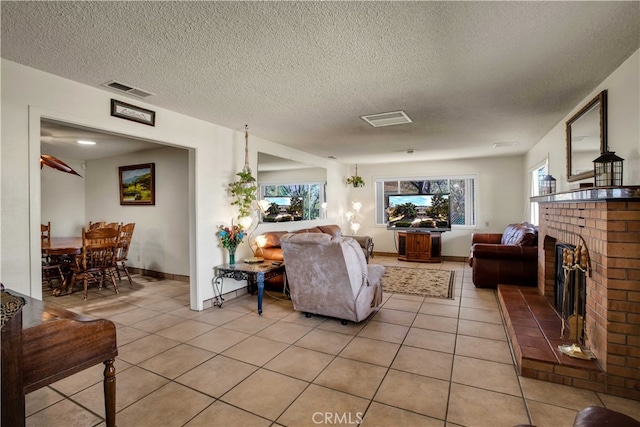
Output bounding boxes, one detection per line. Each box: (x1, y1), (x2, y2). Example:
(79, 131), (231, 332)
(566, 90), (607, 182)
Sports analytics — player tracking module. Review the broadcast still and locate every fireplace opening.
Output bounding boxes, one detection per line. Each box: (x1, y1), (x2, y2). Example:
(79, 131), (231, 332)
(554, 243), (587, 343)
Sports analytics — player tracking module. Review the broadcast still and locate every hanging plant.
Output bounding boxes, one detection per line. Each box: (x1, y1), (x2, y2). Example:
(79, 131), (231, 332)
(228, 125), (257, 220)
(228, 170), (257, 219)
(347, 164), (365, 187)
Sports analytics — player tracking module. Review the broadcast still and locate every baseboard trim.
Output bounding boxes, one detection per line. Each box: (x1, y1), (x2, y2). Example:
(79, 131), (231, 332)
(372, 252), (467, 263)
(127, 267), (189, 283)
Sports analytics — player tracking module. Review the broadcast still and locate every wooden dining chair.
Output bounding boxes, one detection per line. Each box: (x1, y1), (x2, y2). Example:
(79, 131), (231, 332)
(68, 226), (120, 300)
(115, 223), (135, 284)
(40, 222), (64, 286)
(88, 221), (105, 230)
(103, 222), (119, 230)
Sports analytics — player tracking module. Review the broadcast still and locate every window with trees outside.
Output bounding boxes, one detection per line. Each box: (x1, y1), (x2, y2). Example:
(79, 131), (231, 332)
(260, 183), (325, 222)
(375, 176), (476, 227)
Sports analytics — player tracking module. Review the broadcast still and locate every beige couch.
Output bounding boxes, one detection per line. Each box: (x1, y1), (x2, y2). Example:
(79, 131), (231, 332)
(280, 233), (384, 323)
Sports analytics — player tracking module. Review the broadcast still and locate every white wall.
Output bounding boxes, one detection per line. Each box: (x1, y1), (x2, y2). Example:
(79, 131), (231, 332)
(1, 59), (347, 308)
(85, 146), (190, 276)
(41, 157), (86, 236)
(525, 49), (640, 213)
(349, 156), (526, 257)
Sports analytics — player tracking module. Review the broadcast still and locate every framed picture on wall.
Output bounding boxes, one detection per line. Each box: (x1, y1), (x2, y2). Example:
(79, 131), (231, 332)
(111, 99), (156, 126)
(119, 163), (155, 205)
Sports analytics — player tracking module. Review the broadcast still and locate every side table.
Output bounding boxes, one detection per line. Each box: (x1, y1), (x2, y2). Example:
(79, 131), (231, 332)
(212, 262), (286, 315)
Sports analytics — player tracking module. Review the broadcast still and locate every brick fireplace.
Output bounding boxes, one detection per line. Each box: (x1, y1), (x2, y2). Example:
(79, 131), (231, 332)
(502, 187), (640, 400)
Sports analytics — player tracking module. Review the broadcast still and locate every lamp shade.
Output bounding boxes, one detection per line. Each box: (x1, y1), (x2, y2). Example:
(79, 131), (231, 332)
(539, 174), (556, 195)
(593, 151), (624, 187)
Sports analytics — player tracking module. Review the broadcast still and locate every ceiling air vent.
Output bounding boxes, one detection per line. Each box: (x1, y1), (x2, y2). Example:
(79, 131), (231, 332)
(361, 111), (412, 127)
(101, 80), (155, 99)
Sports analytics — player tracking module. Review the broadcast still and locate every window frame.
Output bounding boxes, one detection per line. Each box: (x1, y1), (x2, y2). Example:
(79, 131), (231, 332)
(529, 160), (548, 226)
(374, 174), (477, 229)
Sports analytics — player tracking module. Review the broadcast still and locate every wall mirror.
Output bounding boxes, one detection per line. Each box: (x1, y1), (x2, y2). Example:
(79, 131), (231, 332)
(257, 153), (327, 222)
(566, 90), (607, 182)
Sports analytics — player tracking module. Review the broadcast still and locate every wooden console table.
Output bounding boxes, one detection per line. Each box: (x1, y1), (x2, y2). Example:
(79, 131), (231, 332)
(397, 231), (442, 263)
(1, 290), (117, 427)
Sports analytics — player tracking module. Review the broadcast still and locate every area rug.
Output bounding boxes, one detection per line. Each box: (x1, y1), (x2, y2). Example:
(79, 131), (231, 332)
(381, 267), (455, 299)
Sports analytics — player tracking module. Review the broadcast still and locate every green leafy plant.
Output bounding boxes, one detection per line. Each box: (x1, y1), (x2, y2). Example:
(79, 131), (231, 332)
(228, 170), (257, 219)
(347, 175), (365, 187)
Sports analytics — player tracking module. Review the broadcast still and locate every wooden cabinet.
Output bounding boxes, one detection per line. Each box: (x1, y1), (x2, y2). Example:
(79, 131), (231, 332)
(397, 231), (442, 263)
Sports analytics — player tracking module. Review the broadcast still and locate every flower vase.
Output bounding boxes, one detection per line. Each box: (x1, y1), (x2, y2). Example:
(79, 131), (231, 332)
(228, 249), (236, 265)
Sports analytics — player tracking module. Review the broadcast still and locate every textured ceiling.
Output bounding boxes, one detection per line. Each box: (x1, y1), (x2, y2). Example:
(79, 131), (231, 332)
(2, 1), (639, 164)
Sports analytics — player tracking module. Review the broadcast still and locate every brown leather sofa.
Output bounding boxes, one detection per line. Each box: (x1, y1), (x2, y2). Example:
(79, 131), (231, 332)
(468, 222), (538, 288)
(256, 224), (374, 263)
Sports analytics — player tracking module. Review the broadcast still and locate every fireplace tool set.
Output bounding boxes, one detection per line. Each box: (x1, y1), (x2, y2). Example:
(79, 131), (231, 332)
(559, 245), (595, 360)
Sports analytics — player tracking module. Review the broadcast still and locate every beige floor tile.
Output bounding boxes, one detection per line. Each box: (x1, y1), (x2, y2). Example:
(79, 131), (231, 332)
(404, 327), (456, 353)
(339, 336), (401, 367)
(374, 369), (449, 419)
(222, 335), (289, 366)
(83, 301), (140, 318)
(259, 301), (296, 320)
(519, 377), (602, 410)
(256, 319), (313, 343)
(372, 307), (418, 326)
(360, 401), (444, 427)
(187, 327), (250, 353)
(461, 287), (498, 301)
(277, 384), (369, 427)
(49, 359), (132, 396)
(221, 369), (308, 421)
(314, 357), (387, 399)
(455, 335), (514, 364)
(382, 297), (423, 312)
(184, 400), (271, 427)
(194, 307), (245, 325)
(447, 383), (529, 427)
(117, 334), (180, 364)
(460, 296), (499, 311)
(452, 355), (521, 396)
(357, 321), (409, 344)
(295, 328), (354, 354)
(129, 312), (185, 333)
(391, 346), (454, 381)
(26, 398), (102, 427)
(389, 293), (426, 302)
(108, 307), (161, 325)
(281, 310), (328, 326)
(115, 325), (150, 346)
(138, 343), (214, 379)
(412, 313), (458, 334)
(156, 319), (215, 342)
(318, 317), (369, 335)
(144, 298), (188, 312)
(264, 346), (334, 381)
(224, 296), (262, 314)
(116, 382), (213, 426)
(419, 302), (460, 318)
(598, 393), (640, 420)
(423, 295), (460, 307)
(168, 305), (205, 319)
(220, 313), (277, 334)
(458, 306), (503, 324)
(26, 387), (64, 417)
(70, 366), (169, 413)
(457, 318), (507, 341)
(176, 355), (257, 398)
(526, 400), (578, 427)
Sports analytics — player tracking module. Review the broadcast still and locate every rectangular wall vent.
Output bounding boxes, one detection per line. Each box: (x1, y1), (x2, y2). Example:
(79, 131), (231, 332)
(361, 110), (412, 127)
(101, 80), (155, 99)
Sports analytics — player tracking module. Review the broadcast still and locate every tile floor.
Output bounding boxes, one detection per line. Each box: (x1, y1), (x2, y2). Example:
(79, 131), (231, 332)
(28, 257), (640, 427)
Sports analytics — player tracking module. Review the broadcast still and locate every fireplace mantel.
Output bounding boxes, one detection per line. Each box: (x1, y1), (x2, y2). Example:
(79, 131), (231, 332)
(531, 185), (640, 203)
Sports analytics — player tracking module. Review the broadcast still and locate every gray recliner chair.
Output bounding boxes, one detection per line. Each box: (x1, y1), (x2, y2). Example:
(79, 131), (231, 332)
(280, 233), (384, 323)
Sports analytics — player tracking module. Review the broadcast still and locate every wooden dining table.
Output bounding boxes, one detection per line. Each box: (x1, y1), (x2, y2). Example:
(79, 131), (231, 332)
(41, 237), (82, 295)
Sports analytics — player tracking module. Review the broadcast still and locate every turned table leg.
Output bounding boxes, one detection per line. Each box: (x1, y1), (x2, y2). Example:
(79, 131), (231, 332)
(103, 358), (116, 427)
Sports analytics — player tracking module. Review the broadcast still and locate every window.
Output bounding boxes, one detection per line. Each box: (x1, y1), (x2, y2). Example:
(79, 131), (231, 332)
(260, 182), (325, 222)
(530, 162), (547, 225)
(375, 176), (476, 227)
